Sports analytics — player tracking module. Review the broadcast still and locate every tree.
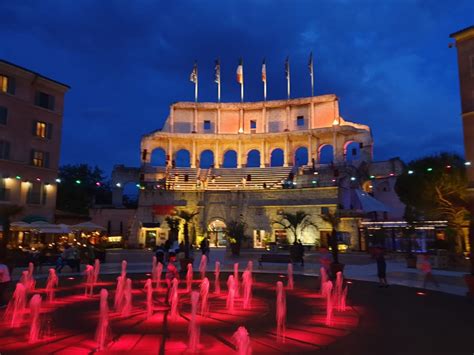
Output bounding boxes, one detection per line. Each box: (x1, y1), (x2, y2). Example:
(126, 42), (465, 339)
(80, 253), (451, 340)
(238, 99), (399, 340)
(395, 153), (469, 253)
(320, 210), (341, 264)
(225, 220), (247, 255)
(165, 216), (180, 244)
(57, 164), (111, 214)
(177, 210), (199, 258)
(273, 211), (316, 245)
(0, 204), (23, 258)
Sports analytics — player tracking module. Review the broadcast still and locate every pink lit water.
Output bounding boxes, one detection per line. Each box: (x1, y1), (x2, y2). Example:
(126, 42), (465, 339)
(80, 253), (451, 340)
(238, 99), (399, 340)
(114, 275), (125, 311)
(226, 275), (236, 314)
(276, 281), (286, 342)
(232, 326), (252, 355)
(154, 262), (163, 292)
(93, 259), (100, 285)
(324, 280), (334, 325)
(186, 263), (193, 292)
(144, 278), (153, 319)
(4, 282), (27, 328)
(199, 255), (207, 279)
(233, 263), (240, 297)
(46, 268), (58, 302)
(200, 277), (210, 316)
(121, 278), (132, 317)
(287, 263), (294, 290)
(170, 278), (179, 320)
(28, 294), (42, 343)
(214, 261), (221, 294)
(242, 270), (252, 310)
(188, 291), (200, 352)
(320, 267), (328, 295)
(95, 288), (111, 351)
(84, 265), (95, 297)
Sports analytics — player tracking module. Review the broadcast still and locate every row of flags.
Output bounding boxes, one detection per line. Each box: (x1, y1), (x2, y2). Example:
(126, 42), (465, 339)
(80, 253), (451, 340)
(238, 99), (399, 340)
(189, 53), (315, 102)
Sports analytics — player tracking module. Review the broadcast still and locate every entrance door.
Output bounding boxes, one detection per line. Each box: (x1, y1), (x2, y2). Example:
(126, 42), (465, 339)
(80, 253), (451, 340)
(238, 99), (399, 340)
(208, 219), (227, 247)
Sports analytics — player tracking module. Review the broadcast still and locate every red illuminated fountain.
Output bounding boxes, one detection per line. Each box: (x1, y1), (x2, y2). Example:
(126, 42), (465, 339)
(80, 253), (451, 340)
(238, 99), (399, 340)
(188, 291), (200, 352)
(287, 263), (294, 290)
(232, 326), (252, 355)
(276, 281), (286, 342)
(200, 277), (210, 316)
(95, 288), (111, 351)
(186, 263), (193, 292)
(214, 261), (221, 294)
(45, 268), (58, 302)
(28, 294), (42, 343)
(199, 254), (207, 279)
(226, 275), (236, 314)
(4, 282), (27, 328)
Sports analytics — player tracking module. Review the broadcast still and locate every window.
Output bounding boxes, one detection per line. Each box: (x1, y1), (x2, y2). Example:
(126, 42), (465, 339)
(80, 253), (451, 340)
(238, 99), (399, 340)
(297, 116), (305, 127)
(203, 120), (211, 130)
(0, 140), (10, 160)
(27, 182), (45, 205)
(0, 75), (15, 94)
(35, 91), (55, 110)
(250, 120), (257, 129)
(30, 149), (50, 168)
(0, 106), (7, 125)
(32, 120), (52, 138)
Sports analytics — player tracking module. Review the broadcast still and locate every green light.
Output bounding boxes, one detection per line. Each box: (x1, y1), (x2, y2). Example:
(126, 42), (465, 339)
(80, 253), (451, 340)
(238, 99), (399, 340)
(75, 180), (81, 184)
(427, 168), (433, 172)
(15, 175), (21, 180)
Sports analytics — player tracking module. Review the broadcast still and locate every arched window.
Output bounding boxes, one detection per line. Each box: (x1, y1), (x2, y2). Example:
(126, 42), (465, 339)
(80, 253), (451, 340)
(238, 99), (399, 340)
(222, 150), (237, 168)
(270, 148), (284, 167)
(344, 141), (360, 162)
(318, 145), (334, 164)
(199, 150), (214, 168)
(246, 149), (261, 167)
(151, 147), (167, 166)
(294, 147), (308, 167)
(175, 149), (191, 167)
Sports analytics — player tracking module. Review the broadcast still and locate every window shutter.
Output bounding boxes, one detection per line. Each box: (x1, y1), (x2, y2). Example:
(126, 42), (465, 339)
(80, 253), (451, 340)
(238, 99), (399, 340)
(49, 95), (55, 110)
(32, 120), (37, 136)
(44, 152), (50, 168)
(4, 141), (10, 160)
(7, 77), (15, 95)
(0, 106), (7, 124)
(47, 123), (53, 139)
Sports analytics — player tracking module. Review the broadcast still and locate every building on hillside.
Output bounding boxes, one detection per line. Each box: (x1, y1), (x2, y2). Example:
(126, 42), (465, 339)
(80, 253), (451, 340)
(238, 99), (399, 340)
(0, 59), (69, 222)
(108, 95), (409, 251)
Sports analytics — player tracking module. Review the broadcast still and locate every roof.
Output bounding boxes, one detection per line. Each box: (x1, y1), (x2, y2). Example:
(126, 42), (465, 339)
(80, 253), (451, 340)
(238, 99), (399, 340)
(449, 26), (474, 40)
(0, 59), (71, 89)
(355, 189), (391, 212)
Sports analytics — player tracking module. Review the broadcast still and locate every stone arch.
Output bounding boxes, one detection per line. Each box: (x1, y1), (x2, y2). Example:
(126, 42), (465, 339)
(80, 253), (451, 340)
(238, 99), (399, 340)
(294, 146), (309, 167)
(270, 148), (284, 167)
(318, 144), (334, 164)
(222, 150), (238, 168)
(344, 141), (360, 162)
(246, 149), (261, 167)
(175, 149), (191, 167)
(207, 218), (227, 247)
(151, 147), (167, 167)
(199, 149), (214, 168)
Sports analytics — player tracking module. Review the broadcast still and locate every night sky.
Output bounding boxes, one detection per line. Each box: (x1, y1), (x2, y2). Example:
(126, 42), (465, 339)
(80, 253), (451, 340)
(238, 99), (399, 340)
(1, 1), (473, 176)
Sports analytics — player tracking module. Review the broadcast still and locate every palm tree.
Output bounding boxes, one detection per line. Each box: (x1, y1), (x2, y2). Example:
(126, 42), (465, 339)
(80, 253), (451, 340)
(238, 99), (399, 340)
(0, 204), (23, 258)
(273, 211), (316, 245)
(165, 216), (180, 244)
(177, 210), (199, 258)
(225, 220), (247, 256)
(320, 210), (341, 264)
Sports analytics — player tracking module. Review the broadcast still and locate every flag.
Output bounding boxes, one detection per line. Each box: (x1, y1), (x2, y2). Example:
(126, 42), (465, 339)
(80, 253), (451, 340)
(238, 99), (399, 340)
(214, 58), (220, 84)
(262, 59), (267, 83)
(236, 58), (243, 84)
(285, 56), (290, 79)
(190, 62), (198, 83)
(308, 52), (314, 77)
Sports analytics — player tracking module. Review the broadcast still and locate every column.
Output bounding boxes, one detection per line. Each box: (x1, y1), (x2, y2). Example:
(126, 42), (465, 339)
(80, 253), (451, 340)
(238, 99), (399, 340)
(309, 101), (314, 130)
(170, 106), (174, 133)
(193, 106), (198, 133)
(167, 138), (173, 167)
(285, 105), (290, 131)
(315, 137), (320, 164)
(284, 135), (289, 167)
(215, 141), (220, 168)
(263, 105), (267, 133)
(260, 140), (266, 168)
(216, 105), (221, 134)
(191, 140), (196, 168)
(237, 139), (242, 168)
(239, 108), (244, 133)
(308, 134), (313, 165)
(333, 129), (338, 163)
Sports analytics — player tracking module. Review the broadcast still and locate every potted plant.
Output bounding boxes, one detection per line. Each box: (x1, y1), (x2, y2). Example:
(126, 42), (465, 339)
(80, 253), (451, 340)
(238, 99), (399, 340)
(225, 220), (247, 257)
(320, 210), (345, 275)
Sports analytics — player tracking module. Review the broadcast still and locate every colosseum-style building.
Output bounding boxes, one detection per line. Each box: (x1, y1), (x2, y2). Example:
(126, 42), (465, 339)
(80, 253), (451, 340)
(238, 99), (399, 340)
(110, 95), (404, 249)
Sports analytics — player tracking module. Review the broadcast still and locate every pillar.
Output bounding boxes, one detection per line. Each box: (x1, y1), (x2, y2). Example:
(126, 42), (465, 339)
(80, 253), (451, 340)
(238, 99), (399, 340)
(167, 138), (173, 167)
(308, 135), (313, 165)
(215, 141), (220, 168)
(239, 108), (244, 133)
(191, 140), (196, 168)
(314, 137), (320, 164)
(284, 135), (289, 167)
(237, 140), (242, 168)
(263, 105), (267, 133)
(260, 140), (266, 168)
(309, 101), (314, 129)
(216, 106), (221, 134)
(285, 105), (290, 131)
(193, 106), (198, 133)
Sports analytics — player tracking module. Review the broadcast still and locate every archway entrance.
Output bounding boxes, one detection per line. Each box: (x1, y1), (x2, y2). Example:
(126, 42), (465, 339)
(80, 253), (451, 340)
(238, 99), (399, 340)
(208, 219), (227, 247)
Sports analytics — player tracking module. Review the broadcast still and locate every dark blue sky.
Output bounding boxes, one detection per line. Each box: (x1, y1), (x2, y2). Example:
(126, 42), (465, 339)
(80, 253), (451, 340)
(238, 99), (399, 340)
(1, 1), (472, 175)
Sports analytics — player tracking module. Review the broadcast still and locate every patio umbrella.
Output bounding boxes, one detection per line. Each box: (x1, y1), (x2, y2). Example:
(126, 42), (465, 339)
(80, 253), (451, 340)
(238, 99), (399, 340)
(37, 224), (71, 234)
(10, 221), (33, 231)
(71, 222), (106, 232)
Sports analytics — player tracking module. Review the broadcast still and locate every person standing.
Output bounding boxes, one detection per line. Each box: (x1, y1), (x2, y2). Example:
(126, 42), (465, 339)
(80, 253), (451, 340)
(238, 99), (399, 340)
(375, 247), (388, 287)
(0, 256), (11, 308)
(420, 254), (439, 289)
(200, 236), (210, 260)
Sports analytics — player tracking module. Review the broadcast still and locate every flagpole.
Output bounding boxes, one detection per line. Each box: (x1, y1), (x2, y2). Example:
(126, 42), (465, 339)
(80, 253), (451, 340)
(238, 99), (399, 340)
(263, 59), (267, 101)
(286, 57), (291, 100)
(309, 52), (314, 97)
(195, 64), (198, 103)
(264, 80), (267, 101)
